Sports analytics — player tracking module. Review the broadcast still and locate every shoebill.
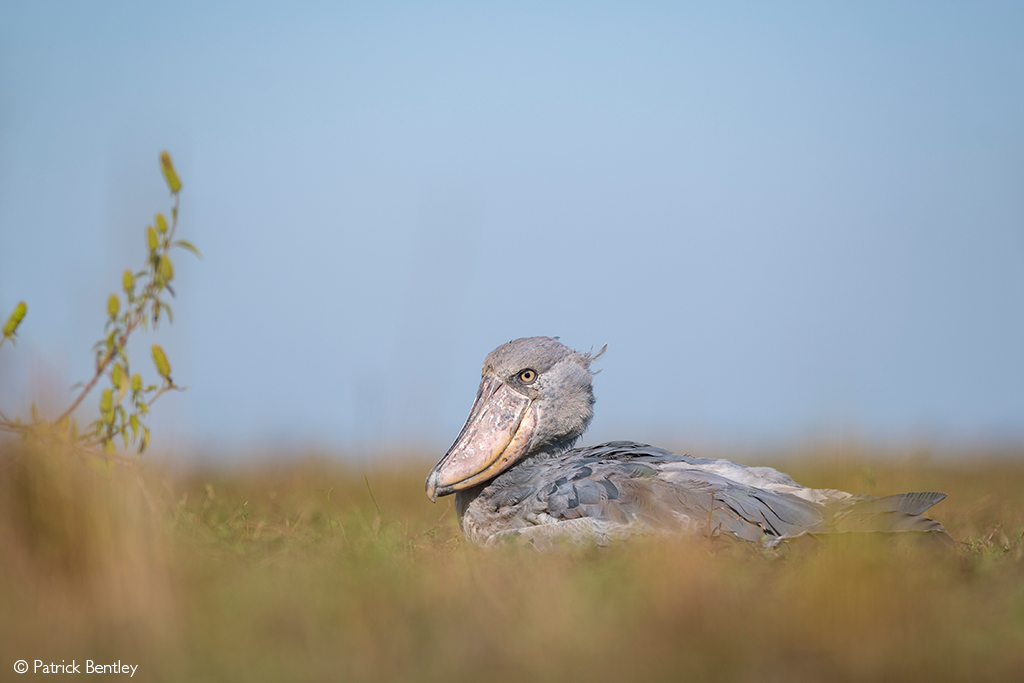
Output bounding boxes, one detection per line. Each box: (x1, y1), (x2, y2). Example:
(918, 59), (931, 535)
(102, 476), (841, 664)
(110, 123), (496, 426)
(425, 337), (950, 547)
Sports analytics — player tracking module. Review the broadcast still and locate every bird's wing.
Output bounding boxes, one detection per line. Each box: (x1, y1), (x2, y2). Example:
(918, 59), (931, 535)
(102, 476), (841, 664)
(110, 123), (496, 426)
(484, 442), (949, 545)
(496, 443), (828, 544)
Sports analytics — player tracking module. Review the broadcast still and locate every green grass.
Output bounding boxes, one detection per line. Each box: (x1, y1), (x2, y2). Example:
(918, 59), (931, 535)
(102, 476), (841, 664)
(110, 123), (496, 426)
(2, 443), (1023, 682)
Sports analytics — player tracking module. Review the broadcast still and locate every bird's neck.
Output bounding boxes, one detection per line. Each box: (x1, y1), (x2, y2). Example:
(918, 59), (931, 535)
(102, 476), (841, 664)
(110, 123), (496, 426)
(517, 433), (581, 466)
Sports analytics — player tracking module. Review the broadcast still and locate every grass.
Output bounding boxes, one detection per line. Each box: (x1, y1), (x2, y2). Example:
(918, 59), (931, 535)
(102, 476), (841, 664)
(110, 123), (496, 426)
(2, 441), (1023, 682)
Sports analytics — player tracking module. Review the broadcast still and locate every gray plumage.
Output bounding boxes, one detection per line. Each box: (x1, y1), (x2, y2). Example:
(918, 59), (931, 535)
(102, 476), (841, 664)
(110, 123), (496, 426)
(428, 337), (950, 547)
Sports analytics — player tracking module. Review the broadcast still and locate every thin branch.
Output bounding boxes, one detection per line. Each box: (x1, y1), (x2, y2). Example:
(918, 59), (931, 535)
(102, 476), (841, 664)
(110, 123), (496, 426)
(146, 382), (186, 409)
(168, 191), (180, 243)
(0, 421), (29, 434)
(56, 312), (142, 423)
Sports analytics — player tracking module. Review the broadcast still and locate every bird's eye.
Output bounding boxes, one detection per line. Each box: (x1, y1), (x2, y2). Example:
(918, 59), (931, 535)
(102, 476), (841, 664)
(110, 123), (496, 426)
(518, 369), (537, 384)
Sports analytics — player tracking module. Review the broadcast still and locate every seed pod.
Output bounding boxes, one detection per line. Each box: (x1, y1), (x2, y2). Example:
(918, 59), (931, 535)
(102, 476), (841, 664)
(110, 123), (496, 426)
(107, 294), (120, 318)
(159, 255), (174, 282)
(155, 212), (168, 234)
(123, 269), (135, 293)
(160, 151), (182, 193)
(147, 226), (159, 252)
(3, 301), (27, 336)
(152, 344), (171, 380)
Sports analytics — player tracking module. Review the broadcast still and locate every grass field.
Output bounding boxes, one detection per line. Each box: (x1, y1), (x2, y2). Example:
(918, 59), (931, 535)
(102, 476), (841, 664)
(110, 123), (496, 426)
(2, 441), (1023, 682)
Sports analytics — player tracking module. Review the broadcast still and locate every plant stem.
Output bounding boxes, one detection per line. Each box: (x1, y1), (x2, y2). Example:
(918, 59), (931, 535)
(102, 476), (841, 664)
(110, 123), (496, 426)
(55, 192), (179, 427)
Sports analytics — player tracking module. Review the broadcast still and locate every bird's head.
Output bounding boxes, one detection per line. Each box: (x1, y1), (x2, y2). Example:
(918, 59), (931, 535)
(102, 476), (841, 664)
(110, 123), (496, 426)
(425, 336), (605, 501)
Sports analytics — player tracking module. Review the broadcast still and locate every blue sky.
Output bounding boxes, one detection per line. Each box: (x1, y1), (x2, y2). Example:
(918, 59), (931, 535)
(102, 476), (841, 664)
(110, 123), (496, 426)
(1, 2), (1022, 457)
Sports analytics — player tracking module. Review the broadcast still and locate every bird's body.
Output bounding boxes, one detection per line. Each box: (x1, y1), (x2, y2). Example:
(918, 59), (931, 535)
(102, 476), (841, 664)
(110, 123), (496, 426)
(426, 337), (949, 547)
(455, 441), (948, 546)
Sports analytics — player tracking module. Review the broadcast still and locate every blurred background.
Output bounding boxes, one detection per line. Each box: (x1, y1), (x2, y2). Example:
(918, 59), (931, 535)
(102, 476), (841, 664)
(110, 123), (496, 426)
(1, 2), (1022, 461)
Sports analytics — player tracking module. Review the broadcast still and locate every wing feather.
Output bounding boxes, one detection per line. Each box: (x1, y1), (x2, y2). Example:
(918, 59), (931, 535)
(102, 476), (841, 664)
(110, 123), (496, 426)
(460, 441), (950, 546)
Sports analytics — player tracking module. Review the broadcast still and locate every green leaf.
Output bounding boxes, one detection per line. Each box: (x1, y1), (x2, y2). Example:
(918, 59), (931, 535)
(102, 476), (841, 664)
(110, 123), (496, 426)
(131, 373), (142, 392)
(152, 344), (171, 380)
(173, 239), (202, 258)
(123, 269), (135, 294)
(129, 414), (139, 440)
(139, 426), (151, 454)
(155, 212), (168, 234)
(147, 226), (159, 252)
(100, 388), (113, 415)
(104, 438), (116, 456)
(159, 255), (174, 282)
(3, 301), (27, 337)
(111, 363), (124, 388)
(116, 366), (130, 405)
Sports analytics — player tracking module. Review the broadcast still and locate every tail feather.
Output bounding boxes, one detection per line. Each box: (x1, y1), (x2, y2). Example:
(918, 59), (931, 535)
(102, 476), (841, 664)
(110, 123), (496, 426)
(844, 492), (947, 516)
(827, 492), (951, 541)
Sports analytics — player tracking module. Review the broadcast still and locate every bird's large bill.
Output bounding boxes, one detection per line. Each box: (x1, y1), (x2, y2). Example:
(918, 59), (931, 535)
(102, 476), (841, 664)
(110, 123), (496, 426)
(425, 374), (536, 501)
